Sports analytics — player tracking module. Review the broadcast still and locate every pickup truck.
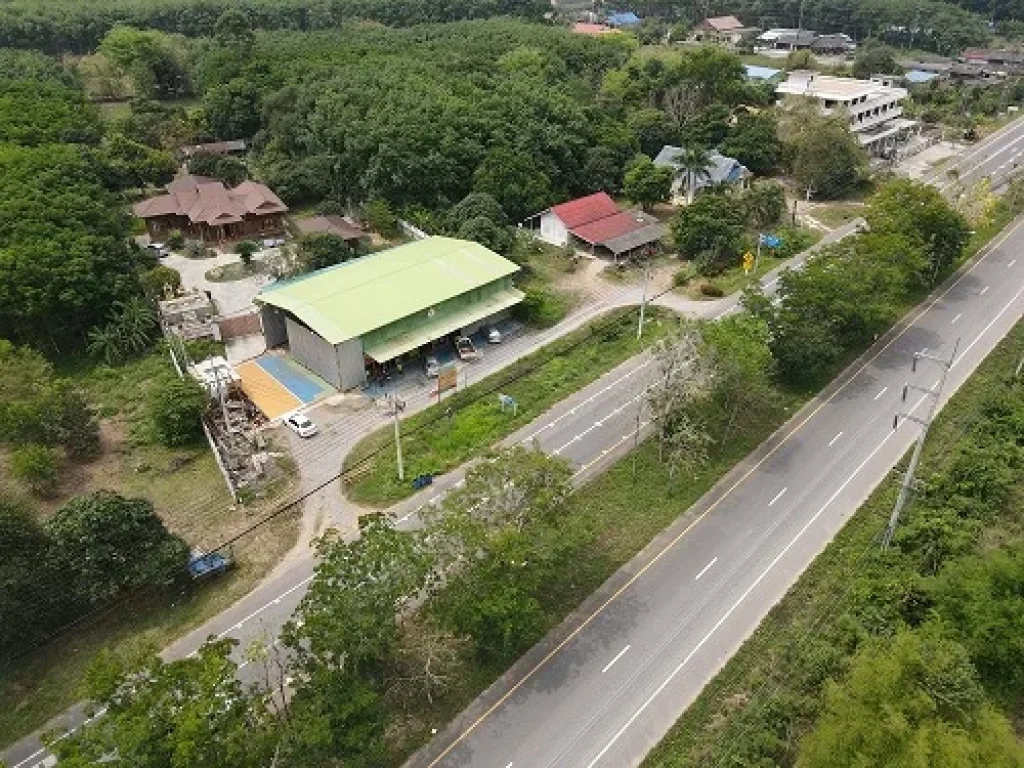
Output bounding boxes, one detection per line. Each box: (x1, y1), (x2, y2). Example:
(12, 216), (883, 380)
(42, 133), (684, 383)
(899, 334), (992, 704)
(455, 336), (480, 361)
(188, 548), (233, 580)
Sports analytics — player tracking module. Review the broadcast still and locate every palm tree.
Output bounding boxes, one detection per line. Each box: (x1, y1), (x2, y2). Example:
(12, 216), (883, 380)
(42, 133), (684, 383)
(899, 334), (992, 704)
(87, 325), (123, 367)
(112, 297), (158, 355)
(674, 147), (714, 205)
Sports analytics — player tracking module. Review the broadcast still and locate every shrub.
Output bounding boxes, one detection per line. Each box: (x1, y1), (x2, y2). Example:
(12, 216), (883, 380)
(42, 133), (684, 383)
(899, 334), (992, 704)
(10, 443), (62, 497)
(700, 282), (725, 297)
(364, 198), (399, 238)
(140, 265), (181, 299)
(672, 267), (693, 287)
(146, 374), (208, 447)
(513, 286), (569, 328)
(182, 239), (212, 259)
(166, 230), (185, 250)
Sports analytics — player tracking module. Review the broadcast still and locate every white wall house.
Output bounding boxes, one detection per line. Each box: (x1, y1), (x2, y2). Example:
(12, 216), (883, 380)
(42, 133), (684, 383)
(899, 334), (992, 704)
(776, 71), (919, 157)
(539, 210), (570, 246)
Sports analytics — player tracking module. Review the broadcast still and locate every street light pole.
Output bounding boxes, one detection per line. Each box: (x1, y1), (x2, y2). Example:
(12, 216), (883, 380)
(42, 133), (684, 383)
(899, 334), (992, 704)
(637, 264), (650, 341)
(390, 395), (405, 482)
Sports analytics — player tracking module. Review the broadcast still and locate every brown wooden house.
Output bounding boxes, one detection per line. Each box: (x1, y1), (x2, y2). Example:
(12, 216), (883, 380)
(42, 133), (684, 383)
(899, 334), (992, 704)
(133, 175), (288, 244)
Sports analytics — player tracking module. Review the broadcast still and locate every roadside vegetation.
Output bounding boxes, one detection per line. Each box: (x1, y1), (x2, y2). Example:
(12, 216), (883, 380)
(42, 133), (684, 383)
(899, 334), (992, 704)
(644, 319), (1024, 768)
(343, 306), (678, 505)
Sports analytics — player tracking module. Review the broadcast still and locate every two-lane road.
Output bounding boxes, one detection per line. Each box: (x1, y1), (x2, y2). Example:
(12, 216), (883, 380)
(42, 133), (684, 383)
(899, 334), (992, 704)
(409, 219), (1024, 767)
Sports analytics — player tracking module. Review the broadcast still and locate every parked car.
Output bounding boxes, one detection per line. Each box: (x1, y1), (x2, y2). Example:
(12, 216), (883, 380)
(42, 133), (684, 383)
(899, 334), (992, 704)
(486, 327), (502, 344)
(147, 241), (170, 257)
(455, 336), (480, 361)
(425, 356), (441, 378)
(262, 236), (286, 248)
(284, 412), (318, 437)
(188, 547), (233, 580)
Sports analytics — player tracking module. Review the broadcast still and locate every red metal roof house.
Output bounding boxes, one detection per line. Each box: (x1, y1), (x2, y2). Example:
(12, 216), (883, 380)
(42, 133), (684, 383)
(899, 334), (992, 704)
(530, 192), (667, 261)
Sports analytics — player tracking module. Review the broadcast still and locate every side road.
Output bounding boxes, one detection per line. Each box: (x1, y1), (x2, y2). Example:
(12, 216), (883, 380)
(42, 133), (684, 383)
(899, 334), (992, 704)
(2, 221), (859, 768)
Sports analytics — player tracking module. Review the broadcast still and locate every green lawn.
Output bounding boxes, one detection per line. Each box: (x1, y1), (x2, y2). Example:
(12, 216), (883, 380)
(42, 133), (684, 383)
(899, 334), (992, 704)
(642, 319), (1024, 768)
(342, 307), (679, 505)
(807, 201), (865, 229)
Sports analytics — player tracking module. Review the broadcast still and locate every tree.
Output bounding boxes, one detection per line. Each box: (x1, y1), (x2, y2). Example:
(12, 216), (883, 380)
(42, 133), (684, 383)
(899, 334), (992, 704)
(796, 628), (1023, 768)
(472, 146), (555, 222)
(363, 198), (399, 238)
(623, 155), (673, 211)
(853, 43), (902, 80)
(140, 265), (181, 299)
(98, 26), (189, 99)
(720, 112), (782, 175)
(203, 77), (264, 139)
(96, 132), (176, 191)
(186, 152), (247, 186)
(146, 374), (208, 447)
(0, 490), (70, 653)
(785, 49), (817, 70)
(51, 641), (281, 768)
(627, 108), (676, 158)
(701, 314), (777, 440)
(927, 544), (1024, 699)
(456, 216), (515, 255)
(446, 192), (507, 228)
(46, 491), (189, 604)
(670, 194), (744, 275)
(0, 340), (100, 458)
(779, 98), (868, 199)
(235, 240), (259, 265)
(740, 180), (786, 229)
(446, 192), (515, 253)
(674, 146), (714, 204)
(865, 179), (971, 282)
(10, 443), (62, 497)
(295, 232), (352, 272)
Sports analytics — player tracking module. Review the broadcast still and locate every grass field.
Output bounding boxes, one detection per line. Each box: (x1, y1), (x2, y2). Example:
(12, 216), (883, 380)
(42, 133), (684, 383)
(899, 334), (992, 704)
(343, 306), (679, 505)
(642, 319), (1024, 767)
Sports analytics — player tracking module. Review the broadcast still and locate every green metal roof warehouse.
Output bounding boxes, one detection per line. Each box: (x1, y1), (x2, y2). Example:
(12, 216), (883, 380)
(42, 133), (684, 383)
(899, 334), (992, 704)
(255, 236), (524, 390)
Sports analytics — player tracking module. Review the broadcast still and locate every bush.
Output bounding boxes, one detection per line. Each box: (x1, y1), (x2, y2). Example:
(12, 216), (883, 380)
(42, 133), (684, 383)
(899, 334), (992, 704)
(10, 443), (62, 497)
(166, 230), (185, 250)
(363, 197), (399, 238)
(146, 374), (208, 447)
(700, 282), (725, 297)
(182, 239), (212, 259)
(513, 286), (569, 328)
(673, 266), (694, 287)
(140, 265), (181, 299)
(235, 240), (259, 264)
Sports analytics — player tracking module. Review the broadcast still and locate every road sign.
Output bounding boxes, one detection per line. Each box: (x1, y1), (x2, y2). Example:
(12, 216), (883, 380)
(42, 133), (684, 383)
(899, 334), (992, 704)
(759, 233), (782, 249)
(743, 252), (754, 273)
(498, 393), (518, 416)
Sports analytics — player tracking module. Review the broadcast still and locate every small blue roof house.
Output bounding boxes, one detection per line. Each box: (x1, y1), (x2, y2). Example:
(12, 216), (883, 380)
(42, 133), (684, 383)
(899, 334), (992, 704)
(904, 69), (940, 84)
(606, 11), (641, 27)
(653, 146), (751, 202)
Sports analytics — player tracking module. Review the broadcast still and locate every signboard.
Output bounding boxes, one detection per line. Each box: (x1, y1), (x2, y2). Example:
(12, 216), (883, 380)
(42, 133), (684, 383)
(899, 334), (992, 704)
(436, 363), (458, 397)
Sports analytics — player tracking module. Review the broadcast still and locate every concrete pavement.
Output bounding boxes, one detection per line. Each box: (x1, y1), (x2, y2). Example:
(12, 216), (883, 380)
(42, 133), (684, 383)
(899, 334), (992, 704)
(405, 217), (1024, 768)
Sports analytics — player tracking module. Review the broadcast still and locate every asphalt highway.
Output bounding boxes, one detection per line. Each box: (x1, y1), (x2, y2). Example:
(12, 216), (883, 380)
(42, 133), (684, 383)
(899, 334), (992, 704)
(929, 116), (1024, 194)
(4, 119), (1022, 768)
(407, 217), (1024, 768)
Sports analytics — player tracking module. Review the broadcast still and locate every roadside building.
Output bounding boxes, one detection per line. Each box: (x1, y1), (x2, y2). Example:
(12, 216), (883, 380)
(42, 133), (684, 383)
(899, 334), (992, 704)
(255, 237), (523, 390)
(904, 69), (942, 85)
(776, 71), (918, 157)
(811, 33), (856, 56)
(159, 291), (218, 341)
(653, 146), (751, 202)
(758, 28), (816, 49)
(572, 22), (618, 36)
(691, 15), (755, 45)
(962, 48), (1024, 74)
(133, 175), (288, 245)
(295, 214), (369, 249)
(528, 192), (666, 261)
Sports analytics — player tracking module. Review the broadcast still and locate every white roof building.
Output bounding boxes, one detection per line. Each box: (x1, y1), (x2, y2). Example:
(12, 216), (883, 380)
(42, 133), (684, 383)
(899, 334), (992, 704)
(776, 71), (918, 156)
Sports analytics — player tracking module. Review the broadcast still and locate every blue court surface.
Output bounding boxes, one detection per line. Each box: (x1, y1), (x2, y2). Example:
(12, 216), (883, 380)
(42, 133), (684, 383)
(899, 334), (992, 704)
(255, 355), (332, 404)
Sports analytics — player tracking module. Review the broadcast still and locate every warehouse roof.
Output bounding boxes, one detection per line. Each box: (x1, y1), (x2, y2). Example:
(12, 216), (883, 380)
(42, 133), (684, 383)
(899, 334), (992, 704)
(255, 237), (520, 345)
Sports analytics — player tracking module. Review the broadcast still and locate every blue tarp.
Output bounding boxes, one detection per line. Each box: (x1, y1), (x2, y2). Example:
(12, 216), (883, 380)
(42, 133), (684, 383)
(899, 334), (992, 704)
(606, 11), (640, 26)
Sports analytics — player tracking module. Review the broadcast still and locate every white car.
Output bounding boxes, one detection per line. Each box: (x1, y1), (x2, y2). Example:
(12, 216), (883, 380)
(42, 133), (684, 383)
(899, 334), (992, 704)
(284, 413), (318, 438)
(425, 356), (440, 378)
(147, 242), (170, 257)
(486, 327), (502, 344)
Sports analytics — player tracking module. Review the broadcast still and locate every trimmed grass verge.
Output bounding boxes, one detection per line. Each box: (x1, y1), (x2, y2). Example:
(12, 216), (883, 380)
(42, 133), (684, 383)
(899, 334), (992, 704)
(641, 320), (1024, 767)
(343, 306), (679, 505)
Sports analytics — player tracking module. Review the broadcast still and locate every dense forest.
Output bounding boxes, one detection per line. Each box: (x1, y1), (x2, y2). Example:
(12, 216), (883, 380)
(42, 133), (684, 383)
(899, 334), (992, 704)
(0, 0), (1010, 54)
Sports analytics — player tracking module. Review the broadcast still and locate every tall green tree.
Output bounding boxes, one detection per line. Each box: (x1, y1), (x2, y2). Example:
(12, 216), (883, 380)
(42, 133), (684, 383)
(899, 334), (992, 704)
(779, 98), (868, 199)
(720, 112), (782, 175)
(674, 146), (714, 204)
(797, 628), (1024, 768)
(623, 155), (673, 211)
(670, 194), (744, 274)
(98, 26), (190, 98)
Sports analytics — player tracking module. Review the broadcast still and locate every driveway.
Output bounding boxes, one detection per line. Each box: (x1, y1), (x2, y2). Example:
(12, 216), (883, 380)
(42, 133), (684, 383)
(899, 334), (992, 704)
(162, 247), (278, 317)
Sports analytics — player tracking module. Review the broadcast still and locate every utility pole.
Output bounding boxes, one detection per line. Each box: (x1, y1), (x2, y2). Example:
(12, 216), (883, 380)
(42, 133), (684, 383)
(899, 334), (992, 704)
(389, 395), (406, 482)
(882, 341), (959, 548)
(637, 263), (651, 341)
(632, 395), (643, 480)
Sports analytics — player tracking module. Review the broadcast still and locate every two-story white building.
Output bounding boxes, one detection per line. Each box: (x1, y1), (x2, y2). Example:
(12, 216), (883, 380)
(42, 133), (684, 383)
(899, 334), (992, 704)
(776, 71), (919, 158)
